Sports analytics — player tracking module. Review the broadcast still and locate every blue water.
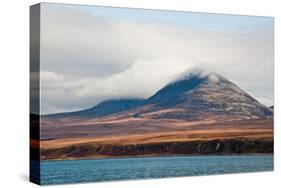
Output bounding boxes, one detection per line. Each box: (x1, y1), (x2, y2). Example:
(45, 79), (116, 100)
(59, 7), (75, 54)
(40, 155), (273, 185)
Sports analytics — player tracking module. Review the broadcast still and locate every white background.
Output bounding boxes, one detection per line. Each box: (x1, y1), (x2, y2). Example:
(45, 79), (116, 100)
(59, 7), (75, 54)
(0, 0), (279, 187)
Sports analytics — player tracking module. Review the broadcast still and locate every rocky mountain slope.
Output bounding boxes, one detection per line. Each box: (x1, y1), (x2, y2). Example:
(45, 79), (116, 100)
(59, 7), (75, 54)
(132, 73), (273, 120)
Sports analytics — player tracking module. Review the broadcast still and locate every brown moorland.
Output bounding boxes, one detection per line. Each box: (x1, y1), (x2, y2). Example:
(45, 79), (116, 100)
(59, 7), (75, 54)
(38, 117), (273, 160)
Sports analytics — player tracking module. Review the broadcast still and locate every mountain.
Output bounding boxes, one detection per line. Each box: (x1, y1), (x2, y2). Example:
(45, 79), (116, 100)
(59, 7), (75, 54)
(135, 73), (273, 120)
(45, 99), (146, 119)
(45, 72), (273, 121)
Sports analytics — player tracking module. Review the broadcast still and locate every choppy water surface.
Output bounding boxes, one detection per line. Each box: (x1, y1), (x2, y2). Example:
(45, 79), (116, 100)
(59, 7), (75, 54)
(40, 155), (273, 185)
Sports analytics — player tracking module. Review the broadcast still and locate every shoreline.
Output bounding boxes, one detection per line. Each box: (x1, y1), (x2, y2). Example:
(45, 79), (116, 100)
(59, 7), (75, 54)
(40, 152), (274, 163)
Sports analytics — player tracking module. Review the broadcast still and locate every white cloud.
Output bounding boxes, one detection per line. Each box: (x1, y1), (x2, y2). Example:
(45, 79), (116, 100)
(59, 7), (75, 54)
(39, 4), (274, 114)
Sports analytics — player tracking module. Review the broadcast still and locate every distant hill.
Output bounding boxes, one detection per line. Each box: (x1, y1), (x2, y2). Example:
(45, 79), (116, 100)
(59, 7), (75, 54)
(44, 72), (273, 121)
(44, 99), (146, 119)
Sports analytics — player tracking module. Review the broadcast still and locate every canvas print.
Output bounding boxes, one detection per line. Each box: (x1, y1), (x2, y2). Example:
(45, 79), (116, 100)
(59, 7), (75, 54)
(30, 3), (274, 185)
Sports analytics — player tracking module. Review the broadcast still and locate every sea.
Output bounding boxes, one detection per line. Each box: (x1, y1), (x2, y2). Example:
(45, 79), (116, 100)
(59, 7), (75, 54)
(37, 155), (273, 185)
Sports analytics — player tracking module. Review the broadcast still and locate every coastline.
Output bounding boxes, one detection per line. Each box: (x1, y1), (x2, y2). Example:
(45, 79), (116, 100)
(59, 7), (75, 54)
(41, 152), (274, 162)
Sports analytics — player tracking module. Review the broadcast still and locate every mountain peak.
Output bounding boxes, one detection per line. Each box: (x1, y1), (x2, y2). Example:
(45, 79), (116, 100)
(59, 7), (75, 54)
(146, 72), (226, 104)
(145, 72), (272, 120)
(206, 73), (222, 83)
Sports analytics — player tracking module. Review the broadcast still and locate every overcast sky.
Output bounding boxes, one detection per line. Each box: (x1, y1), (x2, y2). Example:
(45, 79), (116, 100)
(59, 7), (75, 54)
(38, 3), (274, 114)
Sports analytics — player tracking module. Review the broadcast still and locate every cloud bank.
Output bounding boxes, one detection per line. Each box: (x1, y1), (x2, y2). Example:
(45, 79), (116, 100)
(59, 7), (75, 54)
(39, 4), (274, 114)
